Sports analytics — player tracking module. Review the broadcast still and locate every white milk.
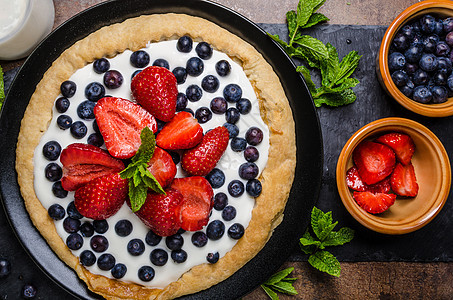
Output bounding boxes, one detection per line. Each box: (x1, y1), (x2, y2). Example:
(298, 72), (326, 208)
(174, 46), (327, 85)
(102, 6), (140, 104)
(0, 0), (55, 60)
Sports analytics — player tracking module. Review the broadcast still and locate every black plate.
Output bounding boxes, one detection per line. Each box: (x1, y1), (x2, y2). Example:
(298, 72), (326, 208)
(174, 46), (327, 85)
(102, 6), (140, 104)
(0, 0), (322, 299)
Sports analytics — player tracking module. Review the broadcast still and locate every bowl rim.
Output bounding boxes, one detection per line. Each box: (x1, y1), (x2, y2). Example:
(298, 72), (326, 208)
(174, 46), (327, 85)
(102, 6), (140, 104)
(378, 0), (453, 117)
(336, 117), (451, 234)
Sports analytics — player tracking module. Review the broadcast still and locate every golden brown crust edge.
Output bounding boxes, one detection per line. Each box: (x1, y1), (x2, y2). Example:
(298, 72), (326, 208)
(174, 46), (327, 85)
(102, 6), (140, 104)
(16, 13), (296, 300)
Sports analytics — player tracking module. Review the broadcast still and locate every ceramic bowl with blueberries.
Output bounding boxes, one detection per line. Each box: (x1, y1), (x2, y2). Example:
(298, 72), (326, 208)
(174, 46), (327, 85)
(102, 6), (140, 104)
(377, 0), (453, 117)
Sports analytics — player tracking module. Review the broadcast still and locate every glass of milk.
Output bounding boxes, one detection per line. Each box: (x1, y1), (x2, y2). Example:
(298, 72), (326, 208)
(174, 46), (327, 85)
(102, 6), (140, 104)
(0, 0), (55, 60)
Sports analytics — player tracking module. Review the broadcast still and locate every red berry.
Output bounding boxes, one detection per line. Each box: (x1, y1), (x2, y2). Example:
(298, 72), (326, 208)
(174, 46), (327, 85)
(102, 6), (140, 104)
(346, 166), (391, 193)
(156, 111), (203, 150)
(390, 162), (419, 197)
(147, 147), (177, 188)
(375, 132), (415, 165)
(353, 191), (396, 214)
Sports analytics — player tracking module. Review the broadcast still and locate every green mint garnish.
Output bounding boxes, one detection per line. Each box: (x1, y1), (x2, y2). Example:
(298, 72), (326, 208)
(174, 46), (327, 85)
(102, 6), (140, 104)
(300, 207), (354, 277)
(0, 65), (4, 110)
(120, 127), (165, 212)
(261, 267), (298, 299)
(267, 0), (362, 107)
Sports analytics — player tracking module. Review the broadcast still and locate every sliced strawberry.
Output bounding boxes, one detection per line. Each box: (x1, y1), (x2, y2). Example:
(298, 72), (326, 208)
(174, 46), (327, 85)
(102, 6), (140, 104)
(74, 173), (128, 220)
(94, 97), (157, 159)
(134, 188), (183, 236)
(171, 177), (214, 231)
(131, 66), (178, 122)
(147, 147), (177, 188)
(346, 166), (391, 193)
(353, 191), (396, 214)
(60, 143), (125, 191)
(156, 111), (203, 150)
(375, 132), (415, 165)
(353, 141), (396, 185)
(181, 126), (229, 176)
(390, 162), (419, 197)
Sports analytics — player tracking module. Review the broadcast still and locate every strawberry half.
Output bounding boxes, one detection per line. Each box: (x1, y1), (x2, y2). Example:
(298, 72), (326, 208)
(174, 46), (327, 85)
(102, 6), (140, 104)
(346, 166), (391, 194)
(156, 111), (203, 150)
(375, 132), (415, 165)
(131, 66), (178, 122)
(74, 173), (128, 220)
(353, 191), (396, 214)
(353, 141), (396, 185)
(171, 177), (214, 231)
(94, 97), (157, 159)
(181, 126), (229, 176)
(60, 143), (125, 191)
(147, 147), (177, 188)
(390, 162), (419, 197)
(134, 188), (183, 236)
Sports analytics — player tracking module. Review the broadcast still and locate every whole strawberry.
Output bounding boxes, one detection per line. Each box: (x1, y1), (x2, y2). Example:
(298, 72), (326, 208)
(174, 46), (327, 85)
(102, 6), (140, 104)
(131, 66), (178, 122)
(74, 173), (128, 220)
(181, 126), (229, 176)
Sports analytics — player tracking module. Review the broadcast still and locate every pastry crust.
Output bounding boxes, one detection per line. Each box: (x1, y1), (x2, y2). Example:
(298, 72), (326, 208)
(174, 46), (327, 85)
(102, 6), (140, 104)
(16, 13), (296, 299)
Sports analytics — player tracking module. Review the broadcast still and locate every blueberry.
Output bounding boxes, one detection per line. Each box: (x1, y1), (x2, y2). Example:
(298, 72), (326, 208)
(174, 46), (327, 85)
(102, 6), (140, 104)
(42, 141), (61, 161)
(172, 67), (187, 84)
(84, 82), (105, 102)
(186, 84), (203, 102)
(48, 203), (65, 220)
(93, 58), (110, 74)
(77, 100), (96, 120)
(115, 220), (133, 237)
(195, 107), (212, 123)
(60, 80), (77, 98)
(206, 220), (225, 240)
(228, 223), (245, 239)
(93, 220), (109, 234)
(404, 45), (423, 63)
(165, 234), (184, 251)
(150, 249), (168, 266)
(388, 52), (406, 71)
(91, 235), (109, 252)
(70, 121), (88, 139)
(138, 266), (155, 282)
(200, 75), (219, 93)
(228, 180), (245, 197)
(419, 53), (439, 72)
(404, 63), (418, 75)
(215, 60), (231, 77)
(223, 123), (239, 139)
(236, 98), (252, 114)
(391, 70), (409, 87)
(130, 50), (150, 68)
(145, 230), (162, 246)
(87, 133), (104, 147)
(195, 42), (213, 59)
(22, 284), (37, 299)
(420, 14), (436, 34)
(225, 107), (240, 124)
(443, 17), (453, 33)
(206, 252), (219, 264)
(244, 146), (259, 162)
(246, 179), (262, 197)
(97, 253), (116, 271)
(53, 181), (68, 199)
(431, 86), (448, 103)
(400, 24), (415, 39)
(111, 263), (127, 279)
(186, 57), (204, 76)
(433, 71), (448, 86)
(205, 168), (225, 188)
(412, 69), (429, 85)
(80, 250), (96, 266)
(399, 82), (414, 98)
(45, 163), (62, 182)
(246, 127), (264, 146)
(392, 33), (409, 51)
(169, 151), (180, 165)
(435, 41), (451, 57)
(103, 70), (124, 89)
(230, 137), (247, 152)
(448, 74), (453, 91)
(191, 231), (208, 247)
(447, 32), (453, 47)
(434, 20), (444, 36)
(156, 119), (166, 135)
(413, 85), (433, 103)
(177, 36), (193, 53)
(423, 34), (439, 53)
(222, 205), (237, 221)
(93, 120), (100, 133)
(437, 57), (452, 74)
(80, 222), (95, 237)
(127, 238), (145, 256)
(153, 58), (170, 69)
(55, 97), (70, 113)
(210, 97), (227, 114)
(171, 249), (188, 263)
(239, 162), (259, 180)
(131, 69), (142, 79)
(213, 192), (228, 211)
(183, 108), (194, 116)
(66, 233), (84, 250)
(172, 93), (188, 113)
(223, 84), (242, 103)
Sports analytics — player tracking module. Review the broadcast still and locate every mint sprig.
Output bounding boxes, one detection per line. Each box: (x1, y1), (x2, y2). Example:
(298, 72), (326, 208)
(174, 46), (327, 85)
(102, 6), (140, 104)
(261, 267), (298, 299)
(0, 65), (4, 109)
(119, 127), (165, 212)
(300, 207), (354, 277)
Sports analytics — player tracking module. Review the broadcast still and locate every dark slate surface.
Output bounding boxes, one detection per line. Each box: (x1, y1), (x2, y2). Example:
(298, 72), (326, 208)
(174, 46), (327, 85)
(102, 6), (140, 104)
(1, 23), (452, 299)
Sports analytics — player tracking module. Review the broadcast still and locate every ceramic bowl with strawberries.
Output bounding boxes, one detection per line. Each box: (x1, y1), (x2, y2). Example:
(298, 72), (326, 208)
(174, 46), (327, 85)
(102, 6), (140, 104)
(336, 117), (451, 234)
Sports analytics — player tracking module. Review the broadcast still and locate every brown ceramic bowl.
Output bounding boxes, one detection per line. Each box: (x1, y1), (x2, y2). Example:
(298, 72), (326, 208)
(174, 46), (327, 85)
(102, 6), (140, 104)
(336, 118), (451, 234)
(377, 0), (453, 117)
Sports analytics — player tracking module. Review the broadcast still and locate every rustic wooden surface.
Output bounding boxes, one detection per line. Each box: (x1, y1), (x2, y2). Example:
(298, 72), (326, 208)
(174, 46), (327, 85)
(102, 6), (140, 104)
(3, 0), (452, 299)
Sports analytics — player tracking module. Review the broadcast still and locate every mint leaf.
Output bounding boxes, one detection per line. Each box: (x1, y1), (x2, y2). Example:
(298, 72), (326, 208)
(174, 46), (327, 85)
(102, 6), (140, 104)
(128, 181), (148, 212)
(320, 43), (340, 86)
(313, 88), (357, 107)
(264, 267), (294, 285)
(261, 285), (279, 300)
(297, 0), (325, 27)
(322, 227), (355, 247)
(0, 65), (4, 110)
(308, 250), (341, 277)
(311, 207), (333, 238)
(286, 10), (300, 46)
(272, 281), (298, 295)
(336, 50), (362, 84)
(132, 126), (156, 164)
(296, 65), (316, 94)
(262, 267), (298, 299)
(301, 13), (330, 28)
(300, 231), (321, 254)
(293, 35), (328, 68)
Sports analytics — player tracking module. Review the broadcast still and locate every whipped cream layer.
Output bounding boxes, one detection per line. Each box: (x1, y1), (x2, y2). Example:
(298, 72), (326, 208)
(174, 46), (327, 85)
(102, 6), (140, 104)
(33, 40), (269, 288)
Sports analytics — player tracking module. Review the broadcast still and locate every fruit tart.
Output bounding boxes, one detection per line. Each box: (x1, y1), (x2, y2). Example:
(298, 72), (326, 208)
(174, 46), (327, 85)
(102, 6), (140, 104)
(16, 13), (296, 299)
